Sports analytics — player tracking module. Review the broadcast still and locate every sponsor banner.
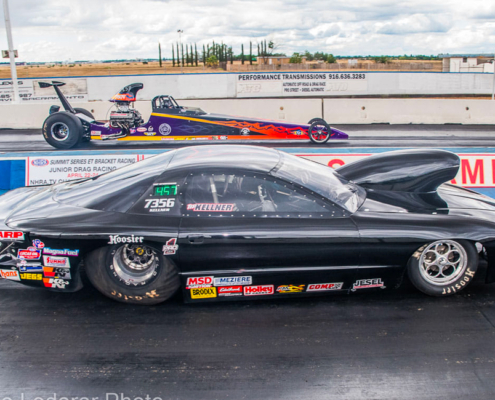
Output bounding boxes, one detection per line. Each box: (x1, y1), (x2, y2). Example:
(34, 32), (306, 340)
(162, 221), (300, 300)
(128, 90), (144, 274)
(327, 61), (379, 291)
(0, 269), (20, 281)
(0, 231), (24, 241)
(190, 287), (217, 299)
(42, 248), (79, 257)
(237, 73), (368, 98)
(300, 153), (495, 189)
(186, 203), (235, 212)
(43, 256), (70, 268)
(276, 284), (305, 293)
(20, 273), (43, 281)
(244, 285), (274, 296)
(26, 155), (149, 186)
(352, 278), (385, 290)
(186, 276), (214, 289)
(17, 248), (41, 260)
(217, 286), (243, 296)
(0, 79), (88, 103)
(214, 276), (252, 286)
(307, 282), (344, 292)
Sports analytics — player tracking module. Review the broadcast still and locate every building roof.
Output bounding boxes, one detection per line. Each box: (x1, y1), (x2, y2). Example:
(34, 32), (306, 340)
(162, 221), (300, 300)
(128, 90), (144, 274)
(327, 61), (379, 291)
(438, 53), (494, 58)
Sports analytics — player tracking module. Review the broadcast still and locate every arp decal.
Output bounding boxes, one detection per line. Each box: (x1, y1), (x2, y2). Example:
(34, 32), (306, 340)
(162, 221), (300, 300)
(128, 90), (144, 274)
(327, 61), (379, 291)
(42, 248), (79, 257)
(43, 278), (69, 289)
(43, 256), (70, 268)
(276, 285), (305, 293)
(190, 287), (217, 299)
(307, 283), (344, 292)
(0, 269), (20, 281)
(108, 235), (144, 244)
(32, 239), (45, 249)
(244, 285), (274, 296)
(214, 276), (252, 286)
(0, 231), (24, 241)
(20, 273), (43, 281)
(352, 278), (385, 291)
(17, 248), (41, 260)
(217, 286), (243, 296)
(162, 238), (179, 255)
(186, 276), (214, 289)
(144, 198), (175, 212)
(186, 203), (235, 212)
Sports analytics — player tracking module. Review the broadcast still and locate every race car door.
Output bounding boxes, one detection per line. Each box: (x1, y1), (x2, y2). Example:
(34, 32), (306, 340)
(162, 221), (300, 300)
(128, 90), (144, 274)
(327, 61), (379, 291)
(178, 170), (360, 293)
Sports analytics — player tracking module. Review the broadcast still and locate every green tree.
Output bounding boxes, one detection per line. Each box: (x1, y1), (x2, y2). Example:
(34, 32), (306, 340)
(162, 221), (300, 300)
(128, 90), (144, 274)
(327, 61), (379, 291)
(206, 55), (219, 67)
(327, 54), (336, 63)
(158, 42), (162, 67)
(181, 43), (184, 67)
(241, 44), (245, 64)
(249, 41), (253, 65)
(289, 52), (303, 63)
(304, 50), (314, 61)
(172, 44), (175, 67)
(195, 43), (198, 66)
(177, 42), (180, 67)
(203, 44), (206, 66)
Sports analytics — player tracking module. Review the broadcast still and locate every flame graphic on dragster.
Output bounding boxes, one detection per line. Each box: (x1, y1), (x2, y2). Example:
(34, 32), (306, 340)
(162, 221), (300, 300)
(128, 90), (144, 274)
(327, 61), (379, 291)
(38, 81), (348, 149)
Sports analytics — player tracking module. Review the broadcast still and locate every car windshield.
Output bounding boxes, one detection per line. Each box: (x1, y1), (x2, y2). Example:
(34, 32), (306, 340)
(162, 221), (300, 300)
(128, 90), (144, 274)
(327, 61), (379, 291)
(273, 152), (366, 213)
(54, 151), (176, 212)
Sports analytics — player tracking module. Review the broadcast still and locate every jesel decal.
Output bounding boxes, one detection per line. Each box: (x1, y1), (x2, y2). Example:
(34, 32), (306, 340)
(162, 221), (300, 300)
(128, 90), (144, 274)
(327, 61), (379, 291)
(352, 278), (385, 291)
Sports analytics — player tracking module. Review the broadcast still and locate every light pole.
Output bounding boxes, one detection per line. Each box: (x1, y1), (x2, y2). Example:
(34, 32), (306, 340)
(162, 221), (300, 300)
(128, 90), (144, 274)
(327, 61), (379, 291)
(177, 30), (183, 73)
(492, 53), (495, 100)
(3, 0), (19, 103)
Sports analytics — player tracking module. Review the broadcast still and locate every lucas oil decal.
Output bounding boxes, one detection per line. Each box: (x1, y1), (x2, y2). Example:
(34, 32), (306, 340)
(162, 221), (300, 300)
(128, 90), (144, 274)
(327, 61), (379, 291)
(163, 238), (179, 255)
(187, 203), (235, 212)
(190, 287), (217, 299)
(0, 269), (20, 281)
(352, 278), (385, 290)
(186, 276), (213, 289)
(0, 231), (24, 241)
(18, 248), (41, 260)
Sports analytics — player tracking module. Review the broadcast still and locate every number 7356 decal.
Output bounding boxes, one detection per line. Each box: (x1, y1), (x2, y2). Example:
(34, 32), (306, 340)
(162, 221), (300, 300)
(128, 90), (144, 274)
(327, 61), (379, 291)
(144, 198), (176, 210)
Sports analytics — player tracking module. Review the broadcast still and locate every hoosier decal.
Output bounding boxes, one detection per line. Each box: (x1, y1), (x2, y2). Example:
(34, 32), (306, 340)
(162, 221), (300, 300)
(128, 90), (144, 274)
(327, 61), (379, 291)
(307, 283), (343, 292)
(187, 203), (235, 212)
(190, 287), (217, 299)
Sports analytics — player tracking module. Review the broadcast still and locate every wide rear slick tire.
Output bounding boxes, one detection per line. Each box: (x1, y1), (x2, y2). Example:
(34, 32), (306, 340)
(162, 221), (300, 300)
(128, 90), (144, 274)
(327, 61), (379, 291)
(408, 239), (478, 296)
(42, 112), (83, 149)
(85, 243), (180, 305)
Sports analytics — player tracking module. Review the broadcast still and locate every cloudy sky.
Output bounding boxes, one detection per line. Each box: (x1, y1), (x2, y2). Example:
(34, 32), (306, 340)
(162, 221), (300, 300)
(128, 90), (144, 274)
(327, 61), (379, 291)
(1, 0), (495, 62)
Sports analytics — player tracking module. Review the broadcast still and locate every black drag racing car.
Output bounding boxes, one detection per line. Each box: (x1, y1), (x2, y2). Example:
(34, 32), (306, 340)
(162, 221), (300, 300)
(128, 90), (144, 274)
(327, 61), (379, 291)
(0, 146), (494, 305)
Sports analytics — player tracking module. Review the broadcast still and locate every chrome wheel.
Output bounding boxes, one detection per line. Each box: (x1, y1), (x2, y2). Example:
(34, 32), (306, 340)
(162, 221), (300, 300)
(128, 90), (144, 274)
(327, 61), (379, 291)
(111, 244), (159, 286)
(419, 240), (467, 286)
(50, 122), (70, 141)
(309, 122), (330, 143)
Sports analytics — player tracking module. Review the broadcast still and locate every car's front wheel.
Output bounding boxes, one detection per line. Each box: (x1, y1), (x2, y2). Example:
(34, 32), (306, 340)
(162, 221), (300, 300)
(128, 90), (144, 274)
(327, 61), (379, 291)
(408, 239), (478, 296)
(85, 243), (180, 305)
(308, 119), (331, 144)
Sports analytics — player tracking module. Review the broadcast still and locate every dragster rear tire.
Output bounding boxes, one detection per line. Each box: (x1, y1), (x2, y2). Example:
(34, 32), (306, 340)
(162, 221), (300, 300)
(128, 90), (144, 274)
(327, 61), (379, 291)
(74, 107), (94, 120)
(42, 112), (83, 149)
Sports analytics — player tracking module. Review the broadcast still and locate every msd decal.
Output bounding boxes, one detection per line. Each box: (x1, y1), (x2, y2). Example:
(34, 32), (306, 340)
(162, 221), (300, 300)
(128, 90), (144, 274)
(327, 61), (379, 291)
(187, 203), (235, 212)
(43, 256), (70, 268)
(244, 285), (274, 296)
(162, 238), (179, 255)
(17, 248), (41, 260)
(218, 286), (243, 296)
(352, 278), (385, 291)
(0, 269), (20, 281)
(186, 276), (214, 289)
(0, 231), (24, 241)
(307, 283), (344, 292)
(214, 276), (252, 286)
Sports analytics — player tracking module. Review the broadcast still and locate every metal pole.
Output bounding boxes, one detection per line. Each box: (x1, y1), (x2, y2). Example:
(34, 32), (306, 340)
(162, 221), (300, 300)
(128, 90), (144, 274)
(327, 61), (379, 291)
(178, 30), (183, 74)
(3, 0), (19, 103)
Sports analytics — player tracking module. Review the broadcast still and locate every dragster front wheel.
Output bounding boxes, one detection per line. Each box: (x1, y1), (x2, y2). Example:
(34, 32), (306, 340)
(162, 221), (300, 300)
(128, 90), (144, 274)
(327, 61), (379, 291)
(308, 119), (331, 144)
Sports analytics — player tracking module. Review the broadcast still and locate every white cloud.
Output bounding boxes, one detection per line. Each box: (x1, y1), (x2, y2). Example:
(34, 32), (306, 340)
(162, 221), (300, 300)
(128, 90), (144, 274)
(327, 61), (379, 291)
(0, 0), (493, 62)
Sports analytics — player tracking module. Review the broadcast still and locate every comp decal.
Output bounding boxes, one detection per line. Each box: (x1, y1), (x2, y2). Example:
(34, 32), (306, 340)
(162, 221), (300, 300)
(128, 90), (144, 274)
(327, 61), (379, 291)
(352, 278), (385, 290)
(0, 269), (20, 281)
(214, 276), (252, 286)
(43, 256), (70, 268)
(276, 285), (305, 293)
(187, 203), (235, 212)
(186, 276), (213, 289)
(17, 248), (41, 260)
(162, 238), (179, 255)
(0, 231), (24, 241)
(307, 283), (343, 292)
(42, 248), (79, 257)
(190, 287), (217, 299)
(244, 285), (274, 296)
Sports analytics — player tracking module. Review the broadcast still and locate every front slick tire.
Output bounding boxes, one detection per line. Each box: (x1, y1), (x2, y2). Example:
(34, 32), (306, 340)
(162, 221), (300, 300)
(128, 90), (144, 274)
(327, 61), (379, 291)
(308, 119), (331, 144)
(42, 112), (83, 149)
(408, 239), (478, 296)
(85, 243), (180, 305)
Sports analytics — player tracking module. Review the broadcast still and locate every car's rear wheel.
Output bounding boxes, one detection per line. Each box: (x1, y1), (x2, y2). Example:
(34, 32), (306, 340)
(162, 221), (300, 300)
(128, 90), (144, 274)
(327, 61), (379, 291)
(408, 239), (478, 296)
(42, 112), (83, 149)
(85, 243), (180, 305)
(308, 119), (331, 144)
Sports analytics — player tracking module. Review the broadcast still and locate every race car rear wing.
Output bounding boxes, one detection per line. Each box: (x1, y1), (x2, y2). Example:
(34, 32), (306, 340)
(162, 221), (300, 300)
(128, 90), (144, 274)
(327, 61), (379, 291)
(38, 81), (76, 114)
